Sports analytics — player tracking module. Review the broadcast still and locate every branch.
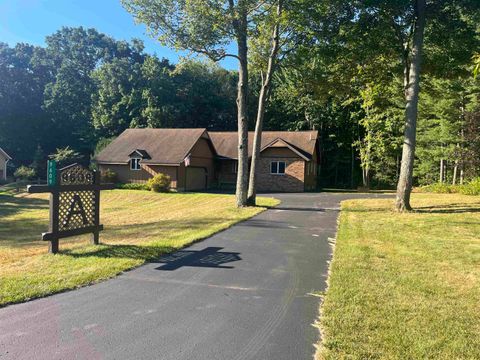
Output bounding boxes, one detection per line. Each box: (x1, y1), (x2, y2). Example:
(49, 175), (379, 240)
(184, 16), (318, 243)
(191, 46), (240, 62)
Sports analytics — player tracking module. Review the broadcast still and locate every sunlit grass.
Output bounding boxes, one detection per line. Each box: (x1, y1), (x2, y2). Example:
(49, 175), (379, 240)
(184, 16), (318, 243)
(0, 189), (279, 306)
(317, 193), (480, 359)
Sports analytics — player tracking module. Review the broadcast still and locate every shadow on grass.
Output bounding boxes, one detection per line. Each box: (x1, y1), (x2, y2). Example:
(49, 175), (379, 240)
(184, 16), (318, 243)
(0, 193), (49, 218)
(414, 203), (480, 214)
(63, 243), (175, 261)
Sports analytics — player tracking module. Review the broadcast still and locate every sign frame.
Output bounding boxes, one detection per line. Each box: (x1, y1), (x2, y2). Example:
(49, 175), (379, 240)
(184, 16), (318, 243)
(28, 163), (114, 254)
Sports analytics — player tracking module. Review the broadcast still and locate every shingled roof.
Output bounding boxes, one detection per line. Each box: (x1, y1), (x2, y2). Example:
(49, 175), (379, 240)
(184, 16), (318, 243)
(209, 131), (318, 160)
(95, 128), (208, 165)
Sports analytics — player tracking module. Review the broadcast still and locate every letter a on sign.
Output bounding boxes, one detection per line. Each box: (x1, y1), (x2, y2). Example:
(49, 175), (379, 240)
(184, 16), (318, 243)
(64, 194), (89, 227)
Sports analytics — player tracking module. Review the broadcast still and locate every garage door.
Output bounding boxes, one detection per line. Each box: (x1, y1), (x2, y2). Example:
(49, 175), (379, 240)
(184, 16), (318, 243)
(186, 167), (207, 191)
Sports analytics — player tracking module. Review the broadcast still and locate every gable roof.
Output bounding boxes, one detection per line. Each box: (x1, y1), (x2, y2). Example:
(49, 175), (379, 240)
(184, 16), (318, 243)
(95, 128), (208, 165)
(0, 147), (11, 160)
(209, 131), (318, 160)
(128, 149), (151, 159)
(260, 138), (311, 161)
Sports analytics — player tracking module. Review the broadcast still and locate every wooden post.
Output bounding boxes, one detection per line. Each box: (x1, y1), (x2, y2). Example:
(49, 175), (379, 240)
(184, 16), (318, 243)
(49, 173), (60, 254)
(92, 171), (101, 245)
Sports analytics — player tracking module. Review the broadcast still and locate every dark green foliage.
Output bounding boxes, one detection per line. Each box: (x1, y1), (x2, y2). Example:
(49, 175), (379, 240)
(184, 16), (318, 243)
(0, 27), (238, 170)
(116, 183), (150, 191)
(1, 6), (479, 189)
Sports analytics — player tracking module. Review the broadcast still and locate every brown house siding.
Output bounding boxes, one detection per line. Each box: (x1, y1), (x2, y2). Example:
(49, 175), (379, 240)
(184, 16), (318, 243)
(304, 150), (318, 191)
(186, 137), (215, 189)
(217, 160), (237, 185)
(99, 137), (215, 191)
(99, 164), (179, 188)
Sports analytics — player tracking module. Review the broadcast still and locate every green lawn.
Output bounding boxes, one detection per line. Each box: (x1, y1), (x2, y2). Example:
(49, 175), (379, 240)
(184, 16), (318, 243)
(0, 189), (278, 307)
(317, 193), (480, 359)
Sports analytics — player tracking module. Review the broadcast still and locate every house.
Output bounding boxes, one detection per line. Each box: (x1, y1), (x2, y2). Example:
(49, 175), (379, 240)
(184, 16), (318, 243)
(0, 147), (12, 181)
(209, 131), (319, 192)
(95, 128), (319, 192)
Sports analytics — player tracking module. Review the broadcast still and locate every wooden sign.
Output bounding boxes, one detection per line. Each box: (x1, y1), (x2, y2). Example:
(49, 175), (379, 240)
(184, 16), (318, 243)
(27, 163), (114, 254)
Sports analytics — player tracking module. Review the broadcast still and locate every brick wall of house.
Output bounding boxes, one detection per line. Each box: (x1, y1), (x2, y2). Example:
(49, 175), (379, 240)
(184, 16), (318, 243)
(256, 148), (305, 192)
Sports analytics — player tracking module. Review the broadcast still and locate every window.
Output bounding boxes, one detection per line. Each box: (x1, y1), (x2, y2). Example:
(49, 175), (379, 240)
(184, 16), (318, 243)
(270, 161), (286, 175)
(130, 158), (141, 170)
(231, 161), (238, 174)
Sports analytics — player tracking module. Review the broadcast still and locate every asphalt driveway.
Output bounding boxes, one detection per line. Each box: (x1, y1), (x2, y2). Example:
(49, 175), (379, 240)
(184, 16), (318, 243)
(0, 192), (389, 360)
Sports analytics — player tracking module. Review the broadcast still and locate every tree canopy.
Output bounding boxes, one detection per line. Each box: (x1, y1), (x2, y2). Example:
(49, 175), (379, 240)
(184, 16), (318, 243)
(1, 0), (479, 209)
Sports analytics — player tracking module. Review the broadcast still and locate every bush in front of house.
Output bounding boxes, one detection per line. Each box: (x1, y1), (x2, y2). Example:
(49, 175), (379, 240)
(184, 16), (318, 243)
(14, 166), (36, 180)
(101, 168), (117, 183)
(147, 173), (171, 192)
(116, 183), (150, 191)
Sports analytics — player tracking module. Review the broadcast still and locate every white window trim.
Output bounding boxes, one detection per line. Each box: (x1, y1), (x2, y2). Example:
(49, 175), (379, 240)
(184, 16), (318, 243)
(270, 161), (286, 175)
(130, 158), (142, 171)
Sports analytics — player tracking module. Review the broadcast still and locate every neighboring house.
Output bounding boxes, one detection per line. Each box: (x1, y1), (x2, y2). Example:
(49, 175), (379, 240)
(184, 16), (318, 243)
(0, 147), (12, 181)
(95, 128), (319, 192)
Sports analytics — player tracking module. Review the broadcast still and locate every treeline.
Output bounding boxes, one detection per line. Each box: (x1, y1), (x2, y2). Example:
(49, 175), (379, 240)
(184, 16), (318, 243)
(0, 27), (237, 168)
(1, 14), (480, 189)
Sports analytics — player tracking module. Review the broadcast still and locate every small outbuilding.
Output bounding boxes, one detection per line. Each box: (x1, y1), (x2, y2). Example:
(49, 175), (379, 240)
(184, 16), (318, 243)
(0, 147), (11, 181)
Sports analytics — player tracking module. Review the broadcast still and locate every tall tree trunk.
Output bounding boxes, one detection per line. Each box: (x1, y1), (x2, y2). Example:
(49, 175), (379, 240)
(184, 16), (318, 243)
(452, 159), (458, 185)
(440, 158), (444, 183)
(235, 9), (249, 207)
(247, 1), (282, 205)
(395, 0), (426, 212)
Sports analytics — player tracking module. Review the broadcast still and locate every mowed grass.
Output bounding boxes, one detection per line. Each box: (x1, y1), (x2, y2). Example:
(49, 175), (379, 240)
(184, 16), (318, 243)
(0, 189), (278, 307)
(318, 193), (480, 360)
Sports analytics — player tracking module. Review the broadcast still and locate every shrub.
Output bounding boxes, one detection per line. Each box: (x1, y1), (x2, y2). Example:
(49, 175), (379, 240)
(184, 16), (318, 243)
(14, 166), (36, 180)
(419, 178), (480, 196)
(116, 183), (150, 191)
(147, 173), (171, 192)
(101, 168), (117, 183)
(459, 178), (480, 196)
(419, 182), (456, 194)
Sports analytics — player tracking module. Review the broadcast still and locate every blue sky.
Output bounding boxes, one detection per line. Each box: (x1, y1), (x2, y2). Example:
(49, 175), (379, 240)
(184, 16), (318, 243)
(0, 0), (237, 69)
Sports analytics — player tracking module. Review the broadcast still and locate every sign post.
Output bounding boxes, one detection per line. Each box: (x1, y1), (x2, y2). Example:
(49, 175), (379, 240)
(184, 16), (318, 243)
(27, 163), (114, 254)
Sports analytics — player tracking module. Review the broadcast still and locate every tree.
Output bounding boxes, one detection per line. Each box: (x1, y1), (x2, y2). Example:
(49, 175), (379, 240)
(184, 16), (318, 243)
(417, 76), (480, 185)
(394, 0), (426, 211)
(0, 43), (53, 165)
(326, 0), (479, 210)
(49, 146), (83, 167)
(122, 0), (255, 206)
(247, 0), (284, 205)
(92, 57), (146, 137)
